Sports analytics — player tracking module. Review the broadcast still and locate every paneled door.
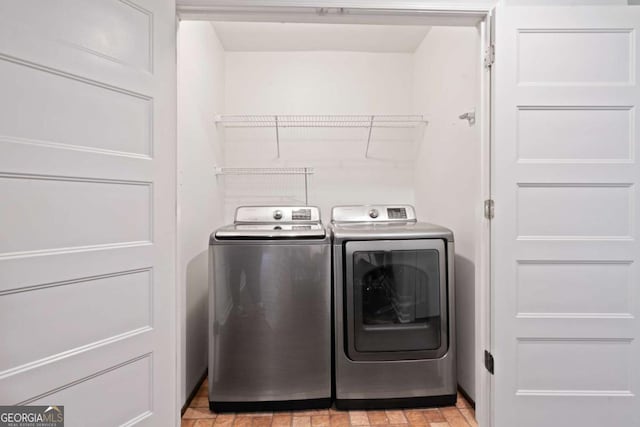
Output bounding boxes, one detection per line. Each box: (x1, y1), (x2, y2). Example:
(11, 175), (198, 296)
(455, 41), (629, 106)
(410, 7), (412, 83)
(0, 1), (177, 425)
(492, 5), (640, 427)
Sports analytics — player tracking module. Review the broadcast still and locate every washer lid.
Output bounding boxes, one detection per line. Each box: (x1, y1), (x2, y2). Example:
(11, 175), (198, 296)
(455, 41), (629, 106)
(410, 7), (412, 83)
(215, 223), (326, 239)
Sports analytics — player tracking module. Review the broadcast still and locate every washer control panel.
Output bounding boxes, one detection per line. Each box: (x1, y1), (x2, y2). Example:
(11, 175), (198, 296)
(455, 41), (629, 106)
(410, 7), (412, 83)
(387, 207), (408, 219)
(331, 205), (416, 223)
(235, 206), (321, 224)
(292, 208), (313, 221)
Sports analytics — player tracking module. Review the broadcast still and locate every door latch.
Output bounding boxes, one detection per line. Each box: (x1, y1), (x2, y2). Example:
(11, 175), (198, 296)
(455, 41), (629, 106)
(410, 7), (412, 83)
(484, 350), (495, 375)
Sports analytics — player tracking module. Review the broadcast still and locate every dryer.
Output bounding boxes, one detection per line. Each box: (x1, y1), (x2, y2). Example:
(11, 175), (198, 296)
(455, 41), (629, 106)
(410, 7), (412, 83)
(330, 205), (456, 409)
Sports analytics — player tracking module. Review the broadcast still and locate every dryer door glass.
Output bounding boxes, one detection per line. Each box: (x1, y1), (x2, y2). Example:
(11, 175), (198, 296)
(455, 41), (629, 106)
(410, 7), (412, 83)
(345, 239), (448, 360)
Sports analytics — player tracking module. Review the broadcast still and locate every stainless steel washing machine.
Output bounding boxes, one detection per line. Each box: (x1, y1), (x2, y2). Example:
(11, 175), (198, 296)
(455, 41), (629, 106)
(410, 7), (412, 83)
(330, 205), (456, 409)
(209, 206), (331, 412)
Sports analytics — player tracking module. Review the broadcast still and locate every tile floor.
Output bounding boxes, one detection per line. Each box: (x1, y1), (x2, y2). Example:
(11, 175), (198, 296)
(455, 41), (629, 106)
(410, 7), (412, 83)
(182, 380), (477, 427)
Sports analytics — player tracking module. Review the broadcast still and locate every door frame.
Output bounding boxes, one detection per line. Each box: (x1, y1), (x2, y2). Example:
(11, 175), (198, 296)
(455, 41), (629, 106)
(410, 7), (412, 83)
(175, 2), (494, 426)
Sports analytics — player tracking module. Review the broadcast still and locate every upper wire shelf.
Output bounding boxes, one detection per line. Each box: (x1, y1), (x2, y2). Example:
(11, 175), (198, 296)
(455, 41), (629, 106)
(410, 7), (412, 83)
(214, 114), (428, 158)
(215, 115), (427, 128)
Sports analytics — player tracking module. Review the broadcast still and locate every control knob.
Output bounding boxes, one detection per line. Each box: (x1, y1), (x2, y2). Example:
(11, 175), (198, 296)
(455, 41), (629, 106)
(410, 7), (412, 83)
(273, 209), (283, 220)
(368, 209), (379, 219)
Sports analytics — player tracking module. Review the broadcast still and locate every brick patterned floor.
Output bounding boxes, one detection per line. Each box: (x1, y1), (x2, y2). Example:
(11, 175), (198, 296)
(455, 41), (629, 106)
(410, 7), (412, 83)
(182, 380), (477, 427)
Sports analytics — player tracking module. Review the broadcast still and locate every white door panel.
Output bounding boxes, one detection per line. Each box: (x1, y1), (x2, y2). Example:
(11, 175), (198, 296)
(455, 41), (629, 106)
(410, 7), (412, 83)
(0, 0), (155, 90)
(0, 1), (177, 425)
(30, 355), (154, 427)
(493, 6), (640, 427)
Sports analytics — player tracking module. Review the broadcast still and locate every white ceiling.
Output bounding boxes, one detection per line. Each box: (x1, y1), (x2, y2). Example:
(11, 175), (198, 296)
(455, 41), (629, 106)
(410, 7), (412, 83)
(211, 22), (431, 53)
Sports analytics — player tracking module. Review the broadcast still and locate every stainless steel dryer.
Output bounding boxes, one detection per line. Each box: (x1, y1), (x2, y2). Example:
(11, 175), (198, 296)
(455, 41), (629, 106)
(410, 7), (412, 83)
(330, 205), (456, 409)
(209, 206), (331, 412)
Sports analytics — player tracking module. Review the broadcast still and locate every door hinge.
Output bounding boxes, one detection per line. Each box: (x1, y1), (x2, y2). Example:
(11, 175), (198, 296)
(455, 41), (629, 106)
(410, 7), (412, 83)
(484, 44), (495, 68)
(484, 199), (494, 220)
(484, 350), (495, 375)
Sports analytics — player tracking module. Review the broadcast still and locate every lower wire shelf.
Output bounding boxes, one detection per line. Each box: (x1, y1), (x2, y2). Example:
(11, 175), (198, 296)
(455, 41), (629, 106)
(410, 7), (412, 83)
(215, 167), (314, 205)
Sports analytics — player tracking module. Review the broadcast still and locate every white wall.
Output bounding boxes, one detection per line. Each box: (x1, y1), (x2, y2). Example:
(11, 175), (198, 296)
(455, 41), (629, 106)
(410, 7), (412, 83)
(223, 51), (418, 223)
(177, 21), (226, 405)
(413, 26), (481, 401)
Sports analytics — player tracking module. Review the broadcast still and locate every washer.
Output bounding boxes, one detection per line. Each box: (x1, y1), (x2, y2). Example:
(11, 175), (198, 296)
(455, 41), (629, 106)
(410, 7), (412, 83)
(209, 206), (331, 412)
(330, 205), (456, 409)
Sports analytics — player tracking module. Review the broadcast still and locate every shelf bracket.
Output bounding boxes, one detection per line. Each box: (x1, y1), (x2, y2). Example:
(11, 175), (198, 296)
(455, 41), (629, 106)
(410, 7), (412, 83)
(365, 115), (375, 158)
(274, 115), (280, 158)
(304, 167), (309, 205)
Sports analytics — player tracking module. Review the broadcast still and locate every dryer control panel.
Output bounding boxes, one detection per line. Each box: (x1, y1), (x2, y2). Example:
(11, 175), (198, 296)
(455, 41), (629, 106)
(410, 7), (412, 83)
(331, 205), (417, 223)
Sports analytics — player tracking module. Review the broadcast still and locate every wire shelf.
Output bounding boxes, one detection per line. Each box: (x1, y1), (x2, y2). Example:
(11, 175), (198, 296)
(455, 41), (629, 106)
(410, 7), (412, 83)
(216, 167), (313, 205)
(215, 167), (314, 176)
(215, 115), (427, 128)
(214, 114), (427, 158)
